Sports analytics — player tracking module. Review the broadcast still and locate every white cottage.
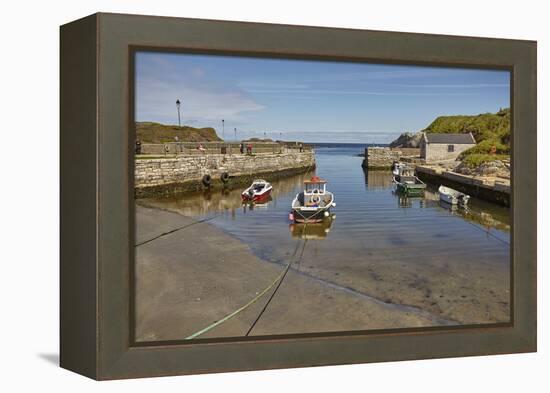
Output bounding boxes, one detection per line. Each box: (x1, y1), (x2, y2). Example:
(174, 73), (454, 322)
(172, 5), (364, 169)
(420, 132), (476, 162)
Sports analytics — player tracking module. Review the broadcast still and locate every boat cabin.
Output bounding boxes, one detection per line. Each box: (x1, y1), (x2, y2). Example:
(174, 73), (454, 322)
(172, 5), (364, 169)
(304, 176), (327, 195)
(300, 176), (330, 207)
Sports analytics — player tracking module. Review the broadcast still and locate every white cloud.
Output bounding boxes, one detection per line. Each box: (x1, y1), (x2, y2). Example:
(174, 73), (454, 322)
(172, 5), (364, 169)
(136, 56), (264, 125)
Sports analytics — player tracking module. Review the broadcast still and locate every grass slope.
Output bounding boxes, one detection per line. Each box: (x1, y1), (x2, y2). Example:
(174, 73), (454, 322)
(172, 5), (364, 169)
(136, 122), (222, 143)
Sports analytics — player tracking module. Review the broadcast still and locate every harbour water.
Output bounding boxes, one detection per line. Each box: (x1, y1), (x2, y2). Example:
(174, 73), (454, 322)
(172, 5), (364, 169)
(141, 143), (511, 325)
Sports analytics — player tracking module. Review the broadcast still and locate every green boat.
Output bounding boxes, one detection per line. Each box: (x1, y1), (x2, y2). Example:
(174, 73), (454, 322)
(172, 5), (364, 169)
(395, 176), (426, 196)
(392, 164), (426, 196)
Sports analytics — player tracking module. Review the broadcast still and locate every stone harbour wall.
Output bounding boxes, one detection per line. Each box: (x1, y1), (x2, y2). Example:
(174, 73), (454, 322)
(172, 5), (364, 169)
(362, 147), (421, 169)
(362, 147), (403, 169)
(139, 142), (287, 155)
(135, 151), (315, 198)
(416, 165), (510, 207)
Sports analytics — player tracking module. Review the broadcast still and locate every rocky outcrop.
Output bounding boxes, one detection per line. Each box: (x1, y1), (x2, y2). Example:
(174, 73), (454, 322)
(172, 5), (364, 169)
(455, 159), (510, 179)
(389, 132), (423, 148)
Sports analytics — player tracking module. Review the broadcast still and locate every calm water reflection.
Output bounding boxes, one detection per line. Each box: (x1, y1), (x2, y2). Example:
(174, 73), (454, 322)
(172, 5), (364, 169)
(143, 145), (509, 250)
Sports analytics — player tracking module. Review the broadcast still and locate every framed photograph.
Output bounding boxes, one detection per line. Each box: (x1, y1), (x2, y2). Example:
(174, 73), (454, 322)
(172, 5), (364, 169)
(60, 13), (536, 380)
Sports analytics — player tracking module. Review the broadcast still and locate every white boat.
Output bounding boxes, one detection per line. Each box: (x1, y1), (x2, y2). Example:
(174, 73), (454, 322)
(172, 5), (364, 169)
(241, 179), (272, 202)
(290, 176), (335, 223)
(391, 161), (407, 177)
(438, 185), (470, 206)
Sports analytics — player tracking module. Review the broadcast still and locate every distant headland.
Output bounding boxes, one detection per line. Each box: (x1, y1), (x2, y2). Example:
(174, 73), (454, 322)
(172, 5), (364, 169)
(136, 121), (222, 143)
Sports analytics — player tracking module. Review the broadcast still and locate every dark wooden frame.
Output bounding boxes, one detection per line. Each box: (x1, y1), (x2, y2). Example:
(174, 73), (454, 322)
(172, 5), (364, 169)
(60, 12), (537, 380)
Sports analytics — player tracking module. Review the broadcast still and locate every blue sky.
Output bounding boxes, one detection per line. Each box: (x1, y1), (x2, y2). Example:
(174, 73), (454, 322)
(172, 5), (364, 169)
(135, 51), (510, 143)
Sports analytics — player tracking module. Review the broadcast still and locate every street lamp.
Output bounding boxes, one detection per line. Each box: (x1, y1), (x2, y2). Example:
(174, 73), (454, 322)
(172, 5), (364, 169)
(234, 128), (237, 141)
(222, 119), (225, 140)
(176, 99), (181, 127)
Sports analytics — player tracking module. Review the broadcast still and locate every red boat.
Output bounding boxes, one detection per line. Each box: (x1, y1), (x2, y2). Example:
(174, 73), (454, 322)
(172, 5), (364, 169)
(241, 179), (273, 202)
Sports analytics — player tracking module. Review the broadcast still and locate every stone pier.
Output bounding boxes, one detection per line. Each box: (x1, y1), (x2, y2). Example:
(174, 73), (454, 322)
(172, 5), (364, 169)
(415, 165), (510, 207)
(135, 150), (316, 198)
(361, 147), (420, 169)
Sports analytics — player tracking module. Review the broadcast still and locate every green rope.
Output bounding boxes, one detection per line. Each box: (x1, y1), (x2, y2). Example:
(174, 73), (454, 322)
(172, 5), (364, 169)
(185, 257), (293, 340)
(185, 228), (306, 340)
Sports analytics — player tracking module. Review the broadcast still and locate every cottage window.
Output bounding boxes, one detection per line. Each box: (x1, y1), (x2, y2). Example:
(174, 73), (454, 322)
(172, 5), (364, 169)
(447, 144), (455, 152)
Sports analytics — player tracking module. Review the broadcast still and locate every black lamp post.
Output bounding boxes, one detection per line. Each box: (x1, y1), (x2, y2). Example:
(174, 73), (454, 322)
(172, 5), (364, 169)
(222, 119), (225, 140)
(176, 99), (181, 127)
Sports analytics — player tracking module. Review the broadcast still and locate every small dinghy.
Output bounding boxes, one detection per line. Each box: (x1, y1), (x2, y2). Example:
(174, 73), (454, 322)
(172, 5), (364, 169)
(241, 179), (272, 202)
(290, 176), (335, 223)
(438, 185), (470, 206)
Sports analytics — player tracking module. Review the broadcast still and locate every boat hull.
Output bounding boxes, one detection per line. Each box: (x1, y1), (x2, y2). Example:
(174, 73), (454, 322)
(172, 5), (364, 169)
(439, 193), (458, 205)
(291, 206), (331, 223)
(438, 186), (470, 206)
(241, 188), (272, 202)
(396, 182), (426, 196)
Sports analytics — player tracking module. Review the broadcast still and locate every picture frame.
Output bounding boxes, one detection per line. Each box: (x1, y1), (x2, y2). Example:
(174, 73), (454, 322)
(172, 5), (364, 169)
(60, 12), (536, 380)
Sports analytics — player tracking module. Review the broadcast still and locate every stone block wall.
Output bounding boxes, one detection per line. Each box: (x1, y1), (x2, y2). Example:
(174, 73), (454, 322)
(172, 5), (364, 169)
(139, 142), (287, 155)
(362, 147), (402, 169)
(135, 151), (315, 191)
(423, 143), (474, 162)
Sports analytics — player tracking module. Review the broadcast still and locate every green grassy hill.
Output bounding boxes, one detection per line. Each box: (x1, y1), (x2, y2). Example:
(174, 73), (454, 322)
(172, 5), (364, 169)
(136, 122), (222, 143)
(423, 108), (510, 167)
(424, 108), (510, 151)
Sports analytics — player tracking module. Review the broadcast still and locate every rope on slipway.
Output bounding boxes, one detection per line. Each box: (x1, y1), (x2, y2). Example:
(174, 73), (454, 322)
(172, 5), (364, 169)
(135, 214), (220, 247)
(184, 236), (307, 340)
(245, 235), (308, 336)
(240, 156), (323, 336)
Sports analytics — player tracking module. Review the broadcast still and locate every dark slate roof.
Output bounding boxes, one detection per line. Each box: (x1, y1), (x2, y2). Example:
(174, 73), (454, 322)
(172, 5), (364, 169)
(424, 133), (476, 144)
